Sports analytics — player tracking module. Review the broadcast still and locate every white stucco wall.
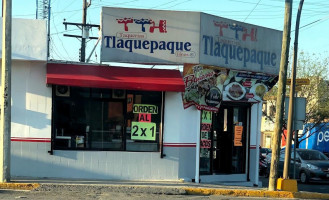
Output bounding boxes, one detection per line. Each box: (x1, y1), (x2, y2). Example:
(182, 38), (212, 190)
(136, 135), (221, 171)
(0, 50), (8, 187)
(0, 18), (47, 61)
(164, 92), (198, 144)
(249, 102), (262, 185)
(163, 92), (199, 181)
(10, 60), (51, 139)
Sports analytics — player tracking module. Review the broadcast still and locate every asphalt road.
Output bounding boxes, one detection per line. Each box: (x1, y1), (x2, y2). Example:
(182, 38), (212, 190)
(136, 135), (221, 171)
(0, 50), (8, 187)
(260, 176), (329, 194)
(0, 190), (305, 200)
(0, 178), (327, 200)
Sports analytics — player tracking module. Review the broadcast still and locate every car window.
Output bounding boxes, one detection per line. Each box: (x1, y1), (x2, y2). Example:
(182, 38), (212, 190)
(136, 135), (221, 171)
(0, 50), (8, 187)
(298, 150), (328, 161)
(279, 151), (285, 161)
(279, 150), (296, 161)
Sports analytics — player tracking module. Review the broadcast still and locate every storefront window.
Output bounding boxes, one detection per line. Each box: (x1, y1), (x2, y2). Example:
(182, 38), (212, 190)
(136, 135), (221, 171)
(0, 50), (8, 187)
(52, 86), (162, 152)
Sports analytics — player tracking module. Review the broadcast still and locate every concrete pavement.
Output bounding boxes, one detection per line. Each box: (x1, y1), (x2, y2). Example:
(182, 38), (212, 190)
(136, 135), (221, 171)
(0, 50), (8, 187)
(1, 178), (329, 199)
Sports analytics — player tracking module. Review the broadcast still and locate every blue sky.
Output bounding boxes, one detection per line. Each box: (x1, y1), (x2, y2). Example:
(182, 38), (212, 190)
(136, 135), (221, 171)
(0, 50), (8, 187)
(7, 0), (329, 64)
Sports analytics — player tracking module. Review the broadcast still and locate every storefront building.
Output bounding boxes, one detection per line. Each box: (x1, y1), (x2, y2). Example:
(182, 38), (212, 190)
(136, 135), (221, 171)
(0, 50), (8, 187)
(7, 8), (282, 185)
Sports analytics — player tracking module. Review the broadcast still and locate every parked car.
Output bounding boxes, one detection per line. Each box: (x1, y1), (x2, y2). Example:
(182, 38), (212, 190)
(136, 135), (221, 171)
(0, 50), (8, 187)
(324, 152), (329, 159)
(259, 147), (272, 176)
(260, 147), (272, 157)
(265, 149), (329, 183)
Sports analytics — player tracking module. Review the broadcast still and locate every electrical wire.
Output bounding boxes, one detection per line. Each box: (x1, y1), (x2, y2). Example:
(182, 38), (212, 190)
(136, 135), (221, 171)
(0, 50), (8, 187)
(52, 17), (74, 61)
(243, 0), (262, 22)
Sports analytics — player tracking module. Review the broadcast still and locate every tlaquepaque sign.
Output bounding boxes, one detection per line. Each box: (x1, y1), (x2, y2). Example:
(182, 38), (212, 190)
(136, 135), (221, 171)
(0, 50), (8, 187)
(101, 7), (200, 64)
(101, 7), (282, 75)
(199, 13), (282, 75)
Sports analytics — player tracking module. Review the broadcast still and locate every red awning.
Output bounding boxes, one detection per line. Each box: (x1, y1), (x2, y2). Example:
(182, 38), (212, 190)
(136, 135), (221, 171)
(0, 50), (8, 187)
(46, 63), (185, 92)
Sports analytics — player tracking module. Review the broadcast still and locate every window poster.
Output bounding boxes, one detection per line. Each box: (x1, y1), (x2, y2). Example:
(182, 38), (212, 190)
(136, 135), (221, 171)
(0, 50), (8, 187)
(200, 110), (212, 152)
(234, 125), (243, 146)
(131, 104), (158, 141)
(200, 110), (212, 173)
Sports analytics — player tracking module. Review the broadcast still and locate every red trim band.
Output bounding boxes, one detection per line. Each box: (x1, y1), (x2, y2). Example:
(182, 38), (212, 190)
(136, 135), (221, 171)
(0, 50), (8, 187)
(11, 137), (51, 143)
(163, 143), (196, 147)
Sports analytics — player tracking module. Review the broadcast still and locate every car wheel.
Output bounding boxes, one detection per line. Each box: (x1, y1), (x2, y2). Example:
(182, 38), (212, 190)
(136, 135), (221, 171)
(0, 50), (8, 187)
(300, 172), (309, 184)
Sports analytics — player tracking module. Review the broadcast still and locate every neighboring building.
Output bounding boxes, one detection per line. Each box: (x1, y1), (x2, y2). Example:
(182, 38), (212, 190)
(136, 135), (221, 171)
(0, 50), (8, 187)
(261, 100), (276, 148)
(4, 6), (282, 186)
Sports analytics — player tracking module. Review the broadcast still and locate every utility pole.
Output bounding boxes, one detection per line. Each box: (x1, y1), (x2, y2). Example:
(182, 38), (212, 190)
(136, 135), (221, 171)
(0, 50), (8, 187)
(0, 0), (12, 183)
(63, 0), (99, 62)
(36, 0), (51, 59)
(284, 0), (304, 180)
(81, 0), (87, 62)
(268, 0), (293, 191)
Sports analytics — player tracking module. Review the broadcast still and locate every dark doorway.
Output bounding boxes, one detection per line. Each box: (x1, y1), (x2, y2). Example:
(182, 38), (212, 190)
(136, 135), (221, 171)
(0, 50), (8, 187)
(211, 103), (249, 174)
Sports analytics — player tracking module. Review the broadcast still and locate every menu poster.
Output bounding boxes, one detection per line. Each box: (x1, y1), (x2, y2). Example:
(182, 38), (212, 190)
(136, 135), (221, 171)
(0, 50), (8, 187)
(223, 71), (278, 102)
(234, 125), (243, 147)
(183, 64), (229, 112)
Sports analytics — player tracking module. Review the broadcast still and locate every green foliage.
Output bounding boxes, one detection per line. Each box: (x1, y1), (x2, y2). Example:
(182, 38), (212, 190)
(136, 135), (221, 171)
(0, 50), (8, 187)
(294, 51), (329, 123)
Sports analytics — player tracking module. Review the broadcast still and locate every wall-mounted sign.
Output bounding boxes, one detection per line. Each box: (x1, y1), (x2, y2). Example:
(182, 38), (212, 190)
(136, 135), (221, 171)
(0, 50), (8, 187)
(183, 64), (228, 112)
(131, 121), (156, 141)
(133, 104), (158, 114)
(199, 13), (282, 75)
(101, 7), (282, 75)
(101, 7), (200, 64)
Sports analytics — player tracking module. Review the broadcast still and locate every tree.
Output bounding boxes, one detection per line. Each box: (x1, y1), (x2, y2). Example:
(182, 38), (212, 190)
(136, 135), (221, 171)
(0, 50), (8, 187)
(293, 51), (329, 146)
(263, 51), (329, 147)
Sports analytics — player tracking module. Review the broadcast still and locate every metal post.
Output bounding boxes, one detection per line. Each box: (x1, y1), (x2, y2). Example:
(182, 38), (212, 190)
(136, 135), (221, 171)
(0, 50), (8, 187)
(195, 110), (201, 183)
(0, 0), (12, 183)
(255, 103), (261, 186)
(283, 0), (304, 180)
(47, 0), (51, 59)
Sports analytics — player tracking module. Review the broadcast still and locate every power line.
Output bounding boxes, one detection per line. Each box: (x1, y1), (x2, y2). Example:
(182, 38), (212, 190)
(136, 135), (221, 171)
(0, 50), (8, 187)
(162, 0), (192, 9)
(293, 14), (329, 32)
(243, 0), (262, 22)
(149, 0), (177, 9)
(52, 17), (73, 61)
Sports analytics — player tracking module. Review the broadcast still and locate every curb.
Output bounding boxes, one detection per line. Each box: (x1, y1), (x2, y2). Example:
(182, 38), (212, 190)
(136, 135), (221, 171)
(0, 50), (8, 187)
(0, 183), (40, 190)
(1, 182), (329, 199)
(184, 187), (329, 199)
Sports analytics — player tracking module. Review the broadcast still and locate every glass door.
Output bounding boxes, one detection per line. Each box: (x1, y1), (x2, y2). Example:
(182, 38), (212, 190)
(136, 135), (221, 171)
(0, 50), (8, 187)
(89, 100), (124, 150)
(211, 103), (249, 174)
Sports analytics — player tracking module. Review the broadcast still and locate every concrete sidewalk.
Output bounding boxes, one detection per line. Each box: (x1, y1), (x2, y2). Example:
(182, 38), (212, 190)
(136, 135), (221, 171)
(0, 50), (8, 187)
(0, 178), (329, 199)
